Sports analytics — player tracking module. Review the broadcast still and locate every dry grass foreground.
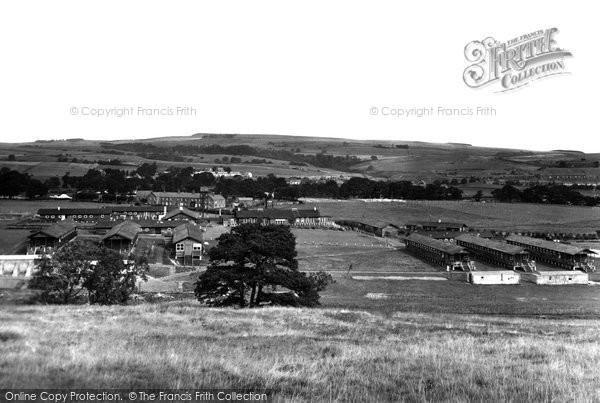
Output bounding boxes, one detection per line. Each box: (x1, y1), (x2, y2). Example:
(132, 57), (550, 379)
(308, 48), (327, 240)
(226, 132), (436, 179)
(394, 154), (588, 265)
(1, 303), (600, 402)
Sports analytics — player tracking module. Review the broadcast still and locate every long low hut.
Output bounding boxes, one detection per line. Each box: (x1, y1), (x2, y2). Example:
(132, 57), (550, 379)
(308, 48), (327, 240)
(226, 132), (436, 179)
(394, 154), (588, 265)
(404, 233), (475, 271)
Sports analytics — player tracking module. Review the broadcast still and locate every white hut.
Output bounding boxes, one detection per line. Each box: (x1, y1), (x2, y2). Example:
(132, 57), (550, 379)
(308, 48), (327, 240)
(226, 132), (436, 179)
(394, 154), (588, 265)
(469, 271), (520, 285)
(524, 271), (588, 285)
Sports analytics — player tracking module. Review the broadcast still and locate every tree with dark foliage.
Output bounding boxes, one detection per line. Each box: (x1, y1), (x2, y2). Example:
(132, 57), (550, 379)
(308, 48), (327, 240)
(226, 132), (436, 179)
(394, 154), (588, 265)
(83, 250), (148, 305)
(29, 241), (147, 304)
(195, 224), (333, 307)
(491, 185), (522, 202)
(29, 240), (100, 303)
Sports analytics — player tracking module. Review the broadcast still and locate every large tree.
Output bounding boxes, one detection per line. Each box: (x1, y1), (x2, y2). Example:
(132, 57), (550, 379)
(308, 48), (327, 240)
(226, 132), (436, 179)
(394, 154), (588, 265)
(29, 240), (100, 303)
(29, 241), (147, 304)
(83, 250), (148, 305)
(195, 224), (332, 307)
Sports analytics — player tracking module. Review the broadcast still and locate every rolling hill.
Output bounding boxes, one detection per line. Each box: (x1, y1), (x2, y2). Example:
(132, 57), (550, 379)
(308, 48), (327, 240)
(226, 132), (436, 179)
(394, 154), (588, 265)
(0, 134), (598, 181)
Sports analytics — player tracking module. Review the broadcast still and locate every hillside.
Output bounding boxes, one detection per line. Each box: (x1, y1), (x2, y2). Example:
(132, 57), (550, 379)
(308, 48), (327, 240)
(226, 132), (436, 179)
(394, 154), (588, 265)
(2, 302), (599, 401)
(1, 133), (599, 181)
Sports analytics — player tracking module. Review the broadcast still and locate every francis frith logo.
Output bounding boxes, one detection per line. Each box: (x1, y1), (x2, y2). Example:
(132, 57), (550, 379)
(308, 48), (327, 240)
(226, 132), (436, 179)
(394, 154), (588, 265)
(463, 28), (572, 92)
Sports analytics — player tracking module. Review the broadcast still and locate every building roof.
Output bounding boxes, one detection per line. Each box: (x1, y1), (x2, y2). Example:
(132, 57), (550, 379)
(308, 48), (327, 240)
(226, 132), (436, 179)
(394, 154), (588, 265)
(134, 190), (153, 198)
(505, 235), (593, 256)
(407, 221), (468, 228)
(95, 219), (192, 229)
(102, 221), (141, 241)
(405, 233), (466, 255)
(357, 219), (400, 230)
(412, 230), (494, 239)
(173, 223), (204, 244)
(163, 207), (201, 220)
(207, 194), (226, 201)
(236, 209), (323, 220)
(30, 220), (77, 239)
(411, 230), (463, 239)
(456, 234), (528, 255)
(149, 191), (203, 199)
(111, 205), (164, 213)
(38, 208), (107, 216)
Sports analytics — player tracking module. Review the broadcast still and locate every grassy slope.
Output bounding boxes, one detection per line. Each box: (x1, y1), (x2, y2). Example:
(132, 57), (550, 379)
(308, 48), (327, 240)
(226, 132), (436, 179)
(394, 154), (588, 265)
(1, 303), (599, 401)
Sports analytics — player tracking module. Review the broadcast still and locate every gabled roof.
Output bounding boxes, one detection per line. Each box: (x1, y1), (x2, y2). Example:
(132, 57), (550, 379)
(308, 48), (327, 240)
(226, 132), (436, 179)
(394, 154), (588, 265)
(506, 235), (593, 256)
(163, 207), (201, 220)
(207, 194), (226, 201)
(405, 233), (466, 255)
(134, 190), (153, 197)
(173, 223), (204, 244)
(30, 220), (77, 239)
(102, 221), (141, 241)
(456, 234), (527, 255)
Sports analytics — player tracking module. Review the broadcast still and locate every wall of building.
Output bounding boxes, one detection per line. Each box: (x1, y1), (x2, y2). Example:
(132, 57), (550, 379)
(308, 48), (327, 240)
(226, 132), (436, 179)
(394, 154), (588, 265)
(0, 255), (39, 280)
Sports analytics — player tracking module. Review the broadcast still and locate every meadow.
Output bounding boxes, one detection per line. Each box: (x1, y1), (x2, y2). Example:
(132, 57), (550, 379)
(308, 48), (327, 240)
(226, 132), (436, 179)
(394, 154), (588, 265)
(1, 303), (600, 401)
(304, 199), (600, 233)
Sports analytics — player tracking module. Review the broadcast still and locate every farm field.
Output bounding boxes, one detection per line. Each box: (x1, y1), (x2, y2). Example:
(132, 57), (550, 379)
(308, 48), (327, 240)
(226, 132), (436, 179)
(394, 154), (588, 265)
(302, 199), (600, 233)
(1, 303), (600, 401)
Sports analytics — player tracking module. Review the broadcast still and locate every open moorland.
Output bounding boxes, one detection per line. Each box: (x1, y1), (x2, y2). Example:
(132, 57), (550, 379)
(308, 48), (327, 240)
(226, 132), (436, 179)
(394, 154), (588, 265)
(1, 304), (600, 401)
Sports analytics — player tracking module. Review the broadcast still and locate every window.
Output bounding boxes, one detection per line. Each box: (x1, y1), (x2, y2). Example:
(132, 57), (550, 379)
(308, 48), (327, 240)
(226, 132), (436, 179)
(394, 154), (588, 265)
(176, 244), (184, 251)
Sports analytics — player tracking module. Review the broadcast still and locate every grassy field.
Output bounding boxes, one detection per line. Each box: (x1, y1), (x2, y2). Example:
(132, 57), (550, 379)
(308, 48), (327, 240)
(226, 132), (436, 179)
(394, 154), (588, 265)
(321, 275), (600, 317)
(1, 303), (599, 401)
(303, 199), (600, 233)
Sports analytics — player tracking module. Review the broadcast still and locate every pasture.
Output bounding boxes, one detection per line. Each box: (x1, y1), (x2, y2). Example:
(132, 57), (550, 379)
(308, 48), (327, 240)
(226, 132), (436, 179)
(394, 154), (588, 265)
(1, 303), (600, 401)
(303, 199), (600, 233)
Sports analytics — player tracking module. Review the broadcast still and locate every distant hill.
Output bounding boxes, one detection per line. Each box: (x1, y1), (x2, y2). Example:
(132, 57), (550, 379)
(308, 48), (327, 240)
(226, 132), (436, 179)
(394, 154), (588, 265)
(0, 133), (596, 181)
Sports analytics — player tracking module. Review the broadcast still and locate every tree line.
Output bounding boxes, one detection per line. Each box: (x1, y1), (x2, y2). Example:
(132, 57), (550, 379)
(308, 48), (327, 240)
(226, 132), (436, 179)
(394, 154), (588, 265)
(2, 164), (597, 206)
(491, 184), (597, 206)
(0, 168), (50, 199)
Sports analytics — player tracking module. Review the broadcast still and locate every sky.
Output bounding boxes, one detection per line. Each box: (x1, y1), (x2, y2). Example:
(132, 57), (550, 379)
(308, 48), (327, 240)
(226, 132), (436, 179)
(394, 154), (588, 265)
(0, 1), (598, 152)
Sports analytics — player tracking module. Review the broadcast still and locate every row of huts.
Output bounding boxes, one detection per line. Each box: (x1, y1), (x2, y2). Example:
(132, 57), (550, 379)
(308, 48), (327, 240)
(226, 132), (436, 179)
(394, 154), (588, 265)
(403, 232), (595, 284)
